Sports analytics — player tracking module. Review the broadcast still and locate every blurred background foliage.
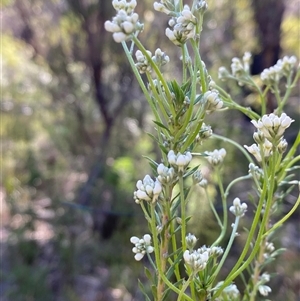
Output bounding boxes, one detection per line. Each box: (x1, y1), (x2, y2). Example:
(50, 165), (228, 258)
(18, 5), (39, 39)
(1, 0), (299, 300)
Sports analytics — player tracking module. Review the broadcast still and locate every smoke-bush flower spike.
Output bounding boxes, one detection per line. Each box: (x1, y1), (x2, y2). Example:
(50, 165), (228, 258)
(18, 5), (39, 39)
(165, 5), (197, 46)
(218, 66), (231, 81)
(152, 48), (170, 67)
(135, 50), (153, 74)
(134, 175), (162, 204)
(157, 163), (175, 185)
(229, 197), (247, 217)
(130, 234), (154, 261)
(257, 273), (272, 296)
(244, 140), (273, 162)
(186, 233), (197, 251)
(167, 150), (192, 173)
(105, 0), (142, 43)
(251, 113), (294, 143)
(261, 55), (297, 84)
(205, 148), (226, 166)
(183, 249), (209, 272)
(203, 90), (223, 113)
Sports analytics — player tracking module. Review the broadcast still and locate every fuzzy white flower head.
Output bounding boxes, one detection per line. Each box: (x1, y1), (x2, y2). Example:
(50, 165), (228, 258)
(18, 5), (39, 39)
(134, 175), (162, 204)
(157, 163), (175, 184)
(231, 57), (244, 78)
(244, 140), (273, 162)
(229, 197), (247, 217)
(223, 284), (240, 299)
(258, 285), (272, 296)
(183, 249), (209, 272)
(152, 48), (170, 67)
(165, 5), (197, 46)
(135, 50), (152, 73)
(275, 55), (297, 77)
(186, 233), (198, 250)
(112, 0), (137, 13)
(242, 52), (252, 73)
(167, 150), (192, 173)
(218, 66), (230, 81)
(205, 148), (226, 166)
(105, 1), (142, 43)
(251, 113), (294, 142)
(130, 234), (154, 261)
(153, 2), (172, 15)
(203, 90), (223, 113)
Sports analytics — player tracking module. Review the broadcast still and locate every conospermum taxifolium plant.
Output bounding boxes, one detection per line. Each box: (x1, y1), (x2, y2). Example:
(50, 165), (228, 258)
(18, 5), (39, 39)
(105, 1), (300, 300)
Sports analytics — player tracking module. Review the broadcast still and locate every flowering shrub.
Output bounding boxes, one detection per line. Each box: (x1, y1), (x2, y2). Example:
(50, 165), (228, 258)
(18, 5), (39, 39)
(106, 0), (300, 300)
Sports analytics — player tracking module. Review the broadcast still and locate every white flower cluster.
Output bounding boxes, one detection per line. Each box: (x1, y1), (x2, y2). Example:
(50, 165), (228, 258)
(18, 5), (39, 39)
(135, 50), (152, 74)
(205, 148), (226, 166)
(183, 244), (223, 272)
(257, 273), (272, 296)
(216, 282), (240, 300)
(167, 150), (192, 173)
(261, 55), (297, 85)
(183, 249), (209, 272)
(245, 113), (294, 162)
(203, 90), (223, 113)
(105, 0), (142, 43)
(130, 234), (154, 261)
(165, 5), (197, 46)
(251, 113), (294, 143)
(153, 1), (174, 15)
(248, 163), (264, 180)
(196, 123), (213, 142)
(229, 197), (247, 217)
(185, 233), (198, 250)
(134, 175), (162, 204)
(152, 48), (170, 67)
(218, 52), (252, 83)
(244, 140), (272, 162)
(157, 163), (175, 185)
(135, 48), (170, 74)
(198, 245), (224, 258)
(263, 241), (275, 259)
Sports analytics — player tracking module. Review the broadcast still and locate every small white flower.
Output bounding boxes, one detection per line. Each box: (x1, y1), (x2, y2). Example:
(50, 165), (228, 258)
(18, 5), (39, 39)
(157, 163), (175, 184)
(258, 284), (272, 296)
(135, 50), (152, 73)
(244, 140), (273, 162)
(218, 66), (230, 80)
(251, 113), (294, 142)
(130, 234), (154, 261)
(167, 150), (192, 173)
(183, 249), (209, 272)
(165, 5), (197, 46)
(229, 197), (247, 217)
(203, 90), (223, 113)
(134, 175), (162, 204)
(105, 4), (142, 43)
(242, 52), (252, 73)
(205, 148), (226, 166)
(153, 2), (171, 14)
(185, 233), (198, 250)
(152, 48), (170, 67)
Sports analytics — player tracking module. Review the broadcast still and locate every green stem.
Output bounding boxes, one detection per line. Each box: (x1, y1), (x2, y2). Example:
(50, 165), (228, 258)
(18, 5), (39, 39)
(205, 189), (222, 229)
(132, 36), (172, 101)
(213, 146), (277, 298)
(212, 216), (240, 280)
(179, 175), (187, 251)
(263, 194), (300, 238)
(213, 169), (227, 246)
(177, 274), (194, 301)
(213, 134), (255, 164)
